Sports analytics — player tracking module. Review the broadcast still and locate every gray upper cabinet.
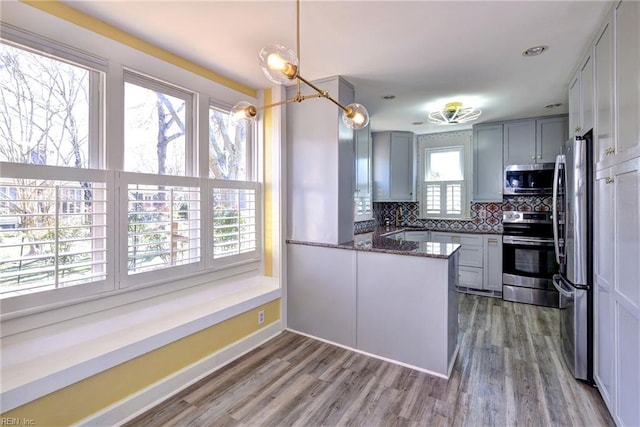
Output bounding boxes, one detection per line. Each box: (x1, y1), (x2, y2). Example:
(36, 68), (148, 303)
(354, 125), (373, 221)
(595, 19), (615, 168)
(503, 116), (567, 165)
(473, 123), (503, 202)
(537, 116), (569, 163)
(503, 120), (536, 164)
(372, 131), (415, 202)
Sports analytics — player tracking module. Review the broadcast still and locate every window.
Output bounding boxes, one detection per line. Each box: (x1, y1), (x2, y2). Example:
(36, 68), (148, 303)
(0, 165), (111, 300)
(0, 41), (100, 168)
(0, 29), (261, 311)
(212, 182), (259, 264)
(124, 73), (194, 176)
(125, 177), (201, 276)
(209, 104), (251, 180)
(418, 131), (472, 219)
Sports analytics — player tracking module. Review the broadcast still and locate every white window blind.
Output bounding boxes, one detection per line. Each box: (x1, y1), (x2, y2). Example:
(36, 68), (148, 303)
(0, 169), (109, 299)
(212, 181), (260, 263)
(125, 177), (201, 275)
(421, 145), (466, 218)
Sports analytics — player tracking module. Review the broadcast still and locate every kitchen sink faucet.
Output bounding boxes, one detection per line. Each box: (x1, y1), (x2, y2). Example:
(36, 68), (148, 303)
(395, 206), (403, 227)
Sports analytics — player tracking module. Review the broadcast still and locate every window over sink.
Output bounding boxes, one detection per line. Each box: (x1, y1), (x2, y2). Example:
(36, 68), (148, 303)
(417, 131), (472, 219)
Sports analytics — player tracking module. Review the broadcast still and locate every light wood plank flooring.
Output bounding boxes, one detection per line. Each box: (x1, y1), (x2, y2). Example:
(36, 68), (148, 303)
(125, 294), (614, 426)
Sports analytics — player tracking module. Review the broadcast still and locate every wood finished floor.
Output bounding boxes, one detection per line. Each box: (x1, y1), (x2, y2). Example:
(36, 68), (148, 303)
(124, 294), (614, 426)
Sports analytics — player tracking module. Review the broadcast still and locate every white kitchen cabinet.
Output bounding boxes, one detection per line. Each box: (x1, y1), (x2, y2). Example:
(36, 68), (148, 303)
(483, 235), (502, 291)
(569, 55), (594, 139)
(503, 116), (567, 166)
(595, 18), (616, 168)
(372, 131), (415, 201)
(615, 0), (640, 164)
(354, 124), (373, 221)
(473, 123), (503, 202)
(594, 158), (640, 426)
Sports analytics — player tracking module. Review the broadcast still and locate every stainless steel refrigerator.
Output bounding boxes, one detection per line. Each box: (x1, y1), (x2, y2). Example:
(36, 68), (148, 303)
(552, 130), (593, 383)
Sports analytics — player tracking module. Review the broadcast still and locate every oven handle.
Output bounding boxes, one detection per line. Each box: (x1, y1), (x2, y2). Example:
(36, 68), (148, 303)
(552, 274), (574, 298)
(503, 236), (555, 246)
(552, 154), (565, 265)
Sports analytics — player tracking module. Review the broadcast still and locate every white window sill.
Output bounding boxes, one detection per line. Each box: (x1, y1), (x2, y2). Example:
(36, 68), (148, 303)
(0, 274), (281, 412)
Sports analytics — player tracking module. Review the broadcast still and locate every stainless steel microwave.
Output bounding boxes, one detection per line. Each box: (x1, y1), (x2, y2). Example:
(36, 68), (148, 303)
(504, 163), (555, 195)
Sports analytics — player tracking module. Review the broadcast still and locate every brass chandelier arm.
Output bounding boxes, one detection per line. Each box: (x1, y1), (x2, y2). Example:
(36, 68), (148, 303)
(253, 91), (326, 113)
(297, 75), (350, 113)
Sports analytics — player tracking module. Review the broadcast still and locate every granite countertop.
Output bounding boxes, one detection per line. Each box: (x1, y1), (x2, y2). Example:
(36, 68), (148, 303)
(357, 225), (503, 236)
(287, 228), (460, 259)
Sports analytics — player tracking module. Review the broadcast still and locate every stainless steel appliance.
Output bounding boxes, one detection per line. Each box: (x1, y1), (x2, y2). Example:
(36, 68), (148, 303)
(504, 163), (555, 195)
(552, 130), (593, 382)
(502, 210), (559, 307)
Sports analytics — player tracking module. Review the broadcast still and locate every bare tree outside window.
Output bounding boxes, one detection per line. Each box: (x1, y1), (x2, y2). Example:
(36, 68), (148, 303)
(209, 107), (247, 181)
(124, 82), (187, 176)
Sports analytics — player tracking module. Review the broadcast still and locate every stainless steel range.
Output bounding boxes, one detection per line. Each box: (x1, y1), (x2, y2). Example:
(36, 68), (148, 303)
(502, 210), (560, 307)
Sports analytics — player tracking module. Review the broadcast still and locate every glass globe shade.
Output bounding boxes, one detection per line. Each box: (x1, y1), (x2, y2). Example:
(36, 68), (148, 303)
(258, 44), (299, 85)
(342, 103), (370, 130)
(230, 101), (257, 127)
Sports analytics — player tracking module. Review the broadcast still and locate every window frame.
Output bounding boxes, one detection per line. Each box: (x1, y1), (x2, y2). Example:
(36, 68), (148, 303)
(0, 26), (263, 317)
(417, 131), (473, 219)
(123, 71), (197, 177)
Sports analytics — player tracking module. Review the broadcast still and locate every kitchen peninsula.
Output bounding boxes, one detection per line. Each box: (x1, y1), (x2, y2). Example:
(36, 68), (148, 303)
(287, 230), (460, 378)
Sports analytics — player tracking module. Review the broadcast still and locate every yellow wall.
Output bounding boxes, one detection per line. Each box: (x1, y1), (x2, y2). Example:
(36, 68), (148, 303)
(1, 300), (280, 425)
(263, 88), (274, 277)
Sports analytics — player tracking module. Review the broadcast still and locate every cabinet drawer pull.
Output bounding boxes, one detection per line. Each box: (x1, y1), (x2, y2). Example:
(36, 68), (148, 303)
(488, 238), (498, 244)
(452, 236), (461, 243)
(605, 177), (614, 184)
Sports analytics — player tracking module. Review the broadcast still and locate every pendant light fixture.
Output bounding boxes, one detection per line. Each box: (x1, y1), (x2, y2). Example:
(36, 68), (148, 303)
(427, 102), (481, 125)
(231, 0), (369, 130)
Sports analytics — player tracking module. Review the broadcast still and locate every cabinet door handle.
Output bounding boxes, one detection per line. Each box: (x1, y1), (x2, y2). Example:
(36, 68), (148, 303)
(531, 155), (535, 160)
(605, 147), (615, 155)
(605, 177), (614, 184)
(537, 156), (542, 159)
(575, 126), (581, 133)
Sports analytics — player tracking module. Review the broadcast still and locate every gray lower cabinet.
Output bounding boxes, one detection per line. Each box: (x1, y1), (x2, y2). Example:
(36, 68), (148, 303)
(431, 232), (484, 290)
(431, 232), (502, 292)
(483, 235), (502, 291)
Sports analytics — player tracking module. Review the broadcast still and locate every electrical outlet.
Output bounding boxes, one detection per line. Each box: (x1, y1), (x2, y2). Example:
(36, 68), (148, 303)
(258, 310), (265, 325)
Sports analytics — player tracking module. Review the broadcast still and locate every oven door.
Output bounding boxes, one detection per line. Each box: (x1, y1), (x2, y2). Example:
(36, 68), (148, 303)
(502, 236), (559, 289)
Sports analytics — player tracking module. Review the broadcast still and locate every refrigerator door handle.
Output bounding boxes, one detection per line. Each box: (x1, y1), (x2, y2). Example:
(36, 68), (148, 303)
(552, 274), (574, 298)
(552, 154), (564, 265)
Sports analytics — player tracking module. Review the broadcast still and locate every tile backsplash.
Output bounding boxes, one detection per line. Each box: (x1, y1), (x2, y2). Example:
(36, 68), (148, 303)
(354, 196), (553, 234)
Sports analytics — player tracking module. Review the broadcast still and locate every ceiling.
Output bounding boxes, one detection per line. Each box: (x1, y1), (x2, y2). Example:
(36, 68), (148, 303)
(61, 0), (611, 134)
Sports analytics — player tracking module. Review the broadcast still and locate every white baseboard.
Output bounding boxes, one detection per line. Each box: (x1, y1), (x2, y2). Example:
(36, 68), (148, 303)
(286, 328), (449, 380)
(77, 321), (282, 427)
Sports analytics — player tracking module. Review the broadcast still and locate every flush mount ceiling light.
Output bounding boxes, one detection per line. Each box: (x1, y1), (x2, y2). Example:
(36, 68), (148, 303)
(522, 45), (549, 57)
(231, 0), (369, 130)
(427, 101), (481, 125)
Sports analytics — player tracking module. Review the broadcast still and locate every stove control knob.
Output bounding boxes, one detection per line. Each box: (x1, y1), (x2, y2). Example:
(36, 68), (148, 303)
(515, 213), (521, 219)
(505, 213), (512, 220)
